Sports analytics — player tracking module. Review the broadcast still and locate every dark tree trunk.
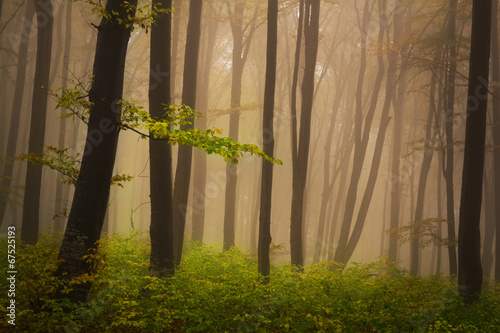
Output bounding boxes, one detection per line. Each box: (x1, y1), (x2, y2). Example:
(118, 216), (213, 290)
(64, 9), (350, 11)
(0, 2), (35, 229)
(458, 0), (492, 305)
(258, 0), (277, 279)
(290, 0), (319, 267)
(149, 0), (174, 278)
(491, 0), (500, 282)
(54, 0), (73, 234)
(57, 0), (138, 303)
(173, 0), (202, 267)
(21, 0), (53, 244)
(444, 0), (458, 276)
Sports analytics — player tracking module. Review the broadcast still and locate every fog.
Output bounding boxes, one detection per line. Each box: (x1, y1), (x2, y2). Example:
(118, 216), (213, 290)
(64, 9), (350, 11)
(0, 0), (498, 280)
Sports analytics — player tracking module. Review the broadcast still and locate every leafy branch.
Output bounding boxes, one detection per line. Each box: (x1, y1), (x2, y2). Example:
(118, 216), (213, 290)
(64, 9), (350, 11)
(17, 146), (133, 187)
(55, 85), (282, 166)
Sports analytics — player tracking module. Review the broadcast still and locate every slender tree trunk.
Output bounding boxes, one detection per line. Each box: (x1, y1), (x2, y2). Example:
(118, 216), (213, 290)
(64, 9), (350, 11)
(192, 5), (218, 243)
(0, 2), (35, 229)
(312, 79), (346, 263)
(57, 0), (138, 303)
(21, 0), (53, 244)
(258, 0), (277, 279)
(458, 0), (491, 305)
(149, 0), (174, 278)
(173, 0), (202, 267)
(223, 1), (257, 250)
(54, 0), (73, 234)
(490, 0), (500, 282)
(333, 0), (386, 266)
(388, 0), (405, 264)
(482, 164), (495, 279)
(290, 0), (319, 267)
(443, 0), (458, 276)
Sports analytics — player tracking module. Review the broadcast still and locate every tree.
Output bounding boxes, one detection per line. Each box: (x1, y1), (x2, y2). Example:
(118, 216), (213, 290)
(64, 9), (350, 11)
(333, 0), (387, 266)
(21, 0), (53, 244)
(458, 0), (492, 305)
(172, 0), (202, 267)
(258, 0), (277, 279)
(290, 0), (320, 267)
(192, 3), (219, 243)
(223, 0), (259, 251)
(57, 0), (139, 302)
(0, 1), (35, 229)
(443, 0), (458, 276)
(149, 0), (174, 278)
(54, 0), (73, 234)
(491, 0), (500, 282)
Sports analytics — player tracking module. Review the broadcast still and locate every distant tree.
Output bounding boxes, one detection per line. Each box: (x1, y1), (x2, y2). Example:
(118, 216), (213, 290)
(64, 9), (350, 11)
(290, 0), (320, 267)
(223, 0), (259, 251)
(173, 0), (202, 267)
(458, 0), (492, 305)
(443, 0), (458, 276)
(21, 0), (53, 244)
(57, 0), (139, 302)
(258, 0), (277, 279)
(0, 2), (35, 229)
(54, 0), (73, 234)
(149, 0), (174, 278)
(192, 3), (219, 243)
(333, 0), (388, 266)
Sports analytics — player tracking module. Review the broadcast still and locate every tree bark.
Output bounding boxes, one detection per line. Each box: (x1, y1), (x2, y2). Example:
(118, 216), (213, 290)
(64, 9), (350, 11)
(290, 0), (319, 267)
(458, 0), (492, 305)
(21, 0), (53, 244)
(490, 0), (500, 282)
(173, 0), (202, 267)
(258, 0), (277, 279)
(149, 0), (175, 278)
(57, 0), (138, 302)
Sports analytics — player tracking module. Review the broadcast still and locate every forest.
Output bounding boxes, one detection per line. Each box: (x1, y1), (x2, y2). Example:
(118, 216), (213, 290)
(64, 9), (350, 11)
(0, 0), (500, 331)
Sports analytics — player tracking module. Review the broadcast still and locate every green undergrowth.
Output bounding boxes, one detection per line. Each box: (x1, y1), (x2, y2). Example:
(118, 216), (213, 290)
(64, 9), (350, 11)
(1, 232), (499, 332)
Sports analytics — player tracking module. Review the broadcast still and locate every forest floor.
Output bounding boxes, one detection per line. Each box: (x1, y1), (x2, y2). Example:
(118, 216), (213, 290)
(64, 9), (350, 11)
(1, 232), (499, 332)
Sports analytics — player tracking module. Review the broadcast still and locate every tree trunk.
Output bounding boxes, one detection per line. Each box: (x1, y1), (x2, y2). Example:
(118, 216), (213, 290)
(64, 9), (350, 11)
(173, 0), (202, 267)
(223, 1), (257, 250)
(490, 0), (500, 282)
(149, 0), (175, 278)
(57, 0), (138, 303)
(21, 0), (53, 244)
(333, 0), (386, 266)
(458, 0), (491, 305)
(258, 0), (277, 279)
(410, 69), (439, 276)
(388, 0), (405, 264)
(54, 0), (73, 234)
(0, 2), (35, 229)
(443, 0), (458, 276)
(290, 0), (319, 267)
(192, 4), (218, 243)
